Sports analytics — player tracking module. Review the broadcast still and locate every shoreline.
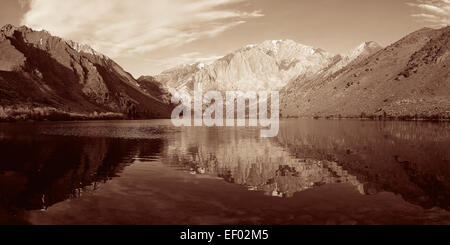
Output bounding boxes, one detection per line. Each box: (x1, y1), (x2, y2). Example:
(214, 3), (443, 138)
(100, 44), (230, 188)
(1, 115), (450, 123)
(285, 114), (450, 122)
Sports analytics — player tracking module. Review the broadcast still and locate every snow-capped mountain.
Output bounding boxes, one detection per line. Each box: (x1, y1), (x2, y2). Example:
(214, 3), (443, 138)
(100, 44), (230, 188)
(151, 40), (334, 92)
(148, 39), (382, 97)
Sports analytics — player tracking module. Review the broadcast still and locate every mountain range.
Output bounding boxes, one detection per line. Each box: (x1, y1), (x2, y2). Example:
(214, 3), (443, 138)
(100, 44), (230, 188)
(0, 24), (449, 121)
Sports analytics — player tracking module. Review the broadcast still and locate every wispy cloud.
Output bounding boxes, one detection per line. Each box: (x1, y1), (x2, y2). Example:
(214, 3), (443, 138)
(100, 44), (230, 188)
(407, 0), (450, 27)
(21, 0), (263, 57)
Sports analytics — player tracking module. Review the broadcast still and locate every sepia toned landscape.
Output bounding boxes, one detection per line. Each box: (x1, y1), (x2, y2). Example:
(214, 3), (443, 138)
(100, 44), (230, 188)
(0, 0), (449, 225)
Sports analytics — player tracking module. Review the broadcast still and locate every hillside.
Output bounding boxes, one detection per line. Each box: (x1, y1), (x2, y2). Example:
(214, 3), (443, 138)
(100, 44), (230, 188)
(0, 24), (172, 121)
(280, 27), (450, 119)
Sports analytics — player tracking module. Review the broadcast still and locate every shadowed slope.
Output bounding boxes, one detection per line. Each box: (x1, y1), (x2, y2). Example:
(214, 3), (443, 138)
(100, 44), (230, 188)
(0, 25), (172, 121)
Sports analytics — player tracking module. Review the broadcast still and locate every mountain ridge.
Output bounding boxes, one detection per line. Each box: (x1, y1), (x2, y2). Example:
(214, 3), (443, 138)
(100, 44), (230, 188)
(0, 24), (172, 121)
(280, 26), (450, 119)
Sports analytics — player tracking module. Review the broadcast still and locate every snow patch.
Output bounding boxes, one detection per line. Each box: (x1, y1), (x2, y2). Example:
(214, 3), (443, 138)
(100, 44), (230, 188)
(346, 41), (381, 61)
(197, 63), (205, 69)
(65, 39), (107, 59)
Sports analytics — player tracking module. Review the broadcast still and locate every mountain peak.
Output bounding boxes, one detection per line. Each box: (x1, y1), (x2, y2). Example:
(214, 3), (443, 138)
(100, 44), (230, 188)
(1, 24), (49, 36)
(262, 39), (298, 45)
(0, 24), (108, 60)
(239, 39), (317, 53)
(0, 24), (14, 31)
(65, 39), (107, 59)
(360, 41), (382, 48)
(243, 39), (335, 61)
(346, 41), (382, 61)
(259, 39), (313, 50)
(1, 24), (21, 37)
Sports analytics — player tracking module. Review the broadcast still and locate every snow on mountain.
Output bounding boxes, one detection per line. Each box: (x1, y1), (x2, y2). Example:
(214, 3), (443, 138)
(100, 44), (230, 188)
(154, 39), (340, 93)
(322, 41), (383, 76)
(345, 41), (383, 63)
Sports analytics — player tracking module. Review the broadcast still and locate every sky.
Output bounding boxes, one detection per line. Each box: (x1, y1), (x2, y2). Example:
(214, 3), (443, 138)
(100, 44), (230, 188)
(1, 0), (449, 77)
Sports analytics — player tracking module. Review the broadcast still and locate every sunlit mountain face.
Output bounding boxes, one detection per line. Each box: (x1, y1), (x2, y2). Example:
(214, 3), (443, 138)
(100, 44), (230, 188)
(148, 39), (382, 95)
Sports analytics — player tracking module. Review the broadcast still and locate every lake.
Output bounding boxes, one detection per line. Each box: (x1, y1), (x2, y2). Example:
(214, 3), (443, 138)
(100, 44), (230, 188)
(0, 119), (449, 225)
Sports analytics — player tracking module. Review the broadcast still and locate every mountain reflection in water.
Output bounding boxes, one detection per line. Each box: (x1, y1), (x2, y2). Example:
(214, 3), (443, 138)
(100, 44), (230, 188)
(0, 119), (449, 224)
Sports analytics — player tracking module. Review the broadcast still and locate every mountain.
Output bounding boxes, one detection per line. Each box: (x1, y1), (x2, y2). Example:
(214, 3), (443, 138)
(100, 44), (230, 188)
(280, 26), (450, 119)
(152, 40), (346, 94)
(150, 39), (383, 110)
(325, 41), (383, 75)
(3, 24), (446, 122)
(149, 27), (449, 120)
(0, 24), (172, 121)
(137, 75), (172, 103)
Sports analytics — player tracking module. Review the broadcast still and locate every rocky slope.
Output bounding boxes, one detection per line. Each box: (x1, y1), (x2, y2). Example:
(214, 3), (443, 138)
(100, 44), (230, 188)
(153, 40), (347, 94)
(0, 24), (172, 121)
(136, 75), (172, 103)
(280, 26), (450, 119)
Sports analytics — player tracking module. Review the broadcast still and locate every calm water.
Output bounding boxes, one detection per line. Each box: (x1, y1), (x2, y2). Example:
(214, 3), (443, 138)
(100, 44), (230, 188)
(0, 119), (449, 225)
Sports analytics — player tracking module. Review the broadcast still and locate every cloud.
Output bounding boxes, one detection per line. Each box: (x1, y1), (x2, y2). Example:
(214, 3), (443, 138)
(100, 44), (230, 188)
(126, 20), (247, 55)
(21, 0), (263, 57)
(407, 0), (450, 27)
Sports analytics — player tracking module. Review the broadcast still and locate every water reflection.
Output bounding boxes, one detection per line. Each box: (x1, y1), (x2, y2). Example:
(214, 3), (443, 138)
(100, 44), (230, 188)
(163, 120), (450, 212)
(0, 119), (449, 224)
(164, 127), (365, 198)
(0, 133), (163, 213)
(275, 120), (450, 210)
